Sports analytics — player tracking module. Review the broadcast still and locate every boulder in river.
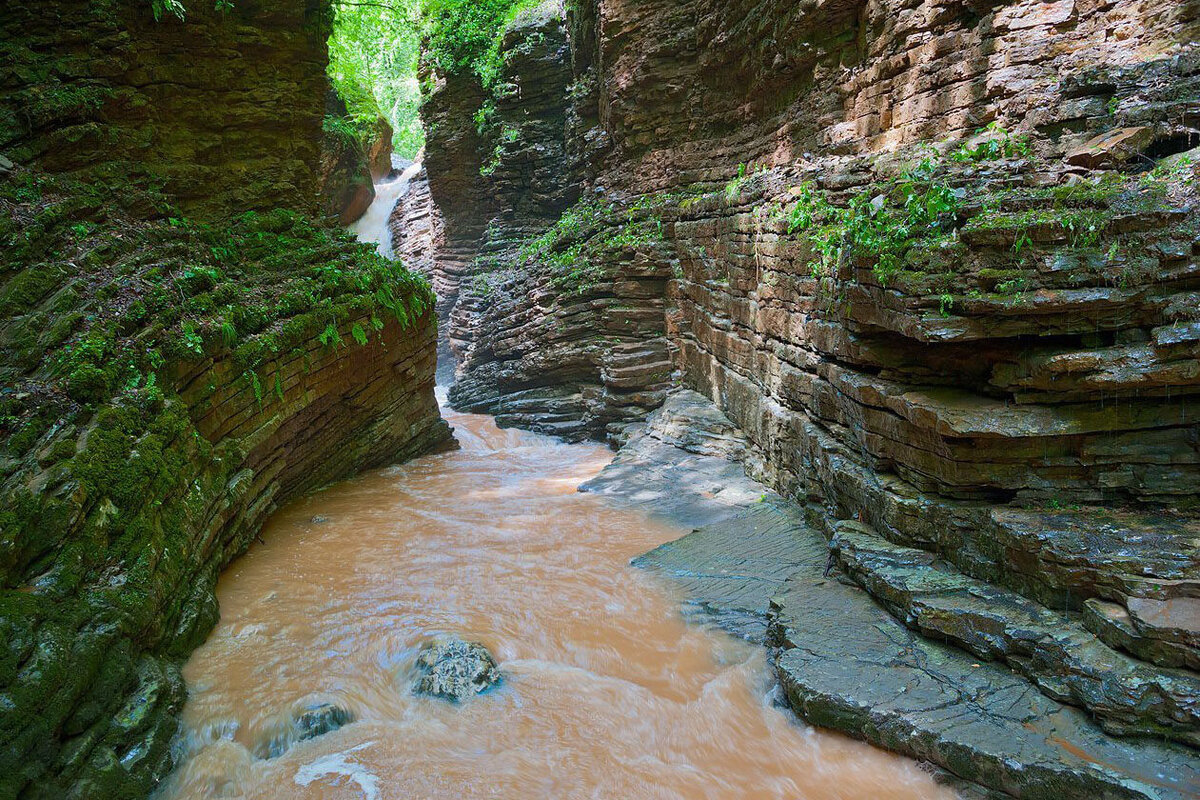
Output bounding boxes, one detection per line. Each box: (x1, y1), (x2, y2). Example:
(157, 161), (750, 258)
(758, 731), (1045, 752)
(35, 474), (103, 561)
(412, 639), (502, 701)
(255, 702), (355, 759)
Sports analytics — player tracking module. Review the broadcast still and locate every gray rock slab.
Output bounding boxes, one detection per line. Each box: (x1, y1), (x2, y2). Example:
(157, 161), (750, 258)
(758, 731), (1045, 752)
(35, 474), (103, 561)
(772, 569), (1200, 800)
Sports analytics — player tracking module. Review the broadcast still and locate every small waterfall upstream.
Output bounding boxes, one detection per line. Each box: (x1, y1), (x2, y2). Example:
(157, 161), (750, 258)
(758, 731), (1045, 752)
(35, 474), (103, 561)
(350, 160), (422, 259)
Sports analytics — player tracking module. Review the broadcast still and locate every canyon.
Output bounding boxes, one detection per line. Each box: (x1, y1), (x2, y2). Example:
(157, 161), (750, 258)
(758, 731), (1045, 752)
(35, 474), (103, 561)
(1, 0), (1198, 797)
(398, 0), (1200, 797)
(0, 2), (449, 796)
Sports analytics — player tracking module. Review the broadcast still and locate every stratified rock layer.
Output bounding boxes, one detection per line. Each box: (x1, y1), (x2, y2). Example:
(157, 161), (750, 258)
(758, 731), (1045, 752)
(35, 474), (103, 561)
(0, 0), (333, 216)
(0, 171), (452, 798)
(591, 392), (1200, 800)
(0, 3), (453, 796)
(419, 0), (1200, 795)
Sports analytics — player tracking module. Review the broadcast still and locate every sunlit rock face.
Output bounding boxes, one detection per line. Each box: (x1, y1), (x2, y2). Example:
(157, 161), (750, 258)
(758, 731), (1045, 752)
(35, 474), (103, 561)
(0, 2), (453, 796)
(416, 0), (1200, 793)
(319, 90), (378, 225)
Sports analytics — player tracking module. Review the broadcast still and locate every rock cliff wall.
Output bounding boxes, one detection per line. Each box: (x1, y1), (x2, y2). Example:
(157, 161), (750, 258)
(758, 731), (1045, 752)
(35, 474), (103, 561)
(416, 0), (1200, 794)
(0, 0), (335, 216)
(0, 2), (452, 796)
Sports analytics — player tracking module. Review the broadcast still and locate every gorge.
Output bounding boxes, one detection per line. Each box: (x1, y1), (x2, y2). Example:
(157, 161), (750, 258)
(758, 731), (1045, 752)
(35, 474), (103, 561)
(2, 0), (1199, 798)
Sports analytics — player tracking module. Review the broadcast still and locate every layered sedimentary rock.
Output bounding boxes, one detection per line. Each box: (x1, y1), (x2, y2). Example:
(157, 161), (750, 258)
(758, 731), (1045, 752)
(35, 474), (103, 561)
(419, 0), (1200, 794)
(587, 391), (1200, 799)
(405, 0), (679, 438)
(318, 92), (377, 225)
(0, 2), (452, 796)
(0, 0), (333, 216)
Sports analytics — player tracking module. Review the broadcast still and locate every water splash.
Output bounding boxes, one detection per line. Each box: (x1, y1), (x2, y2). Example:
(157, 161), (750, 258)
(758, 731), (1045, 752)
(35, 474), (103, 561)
(350, 161), (422, 259)
(294, 743), (379, 800)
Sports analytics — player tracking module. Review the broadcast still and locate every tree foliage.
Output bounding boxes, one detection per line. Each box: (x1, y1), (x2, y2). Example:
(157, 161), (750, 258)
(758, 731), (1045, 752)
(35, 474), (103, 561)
(421, 0), (544, 88)
(149, 0), (551, 162)
(327, 0), (424, 159)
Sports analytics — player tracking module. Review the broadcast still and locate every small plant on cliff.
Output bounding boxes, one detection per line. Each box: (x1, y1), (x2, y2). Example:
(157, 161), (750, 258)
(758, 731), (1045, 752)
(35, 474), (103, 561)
(785, 160), (962, 286)
(951, 123), (1032, 163)
(516, 194), (670, 295)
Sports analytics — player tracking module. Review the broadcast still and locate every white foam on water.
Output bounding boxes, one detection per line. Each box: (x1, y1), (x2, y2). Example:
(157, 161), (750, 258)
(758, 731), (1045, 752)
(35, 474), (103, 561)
(350, 162), (422, 259)
(293, 742), (380, 800)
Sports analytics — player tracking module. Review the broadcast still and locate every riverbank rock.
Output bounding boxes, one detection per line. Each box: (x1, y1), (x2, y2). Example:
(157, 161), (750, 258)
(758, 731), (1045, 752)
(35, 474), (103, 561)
(412, 640), (502, 701)
(417, 4), (1200, 795)
(0, 1), (454, 792)
(592, 392), (1200, 799)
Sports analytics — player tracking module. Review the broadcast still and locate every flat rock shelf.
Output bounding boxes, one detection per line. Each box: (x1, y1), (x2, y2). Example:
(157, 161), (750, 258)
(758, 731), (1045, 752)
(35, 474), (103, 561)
(587, 391), (1200, 800)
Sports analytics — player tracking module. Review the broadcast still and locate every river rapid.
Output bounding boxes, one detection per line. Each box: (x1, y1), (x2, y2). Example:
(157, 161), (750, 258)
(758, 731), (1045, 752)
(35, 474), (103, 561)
(155, 176), (955, 800)
(155, 397), (956, 800)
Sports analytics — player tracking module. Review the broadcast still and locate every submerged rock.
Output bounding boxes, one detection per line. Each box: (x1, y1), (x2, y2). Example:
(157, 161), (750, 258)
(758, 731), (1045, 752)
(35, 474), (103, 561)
(256, 703), (355, 760)
(412, 640), (502, 701)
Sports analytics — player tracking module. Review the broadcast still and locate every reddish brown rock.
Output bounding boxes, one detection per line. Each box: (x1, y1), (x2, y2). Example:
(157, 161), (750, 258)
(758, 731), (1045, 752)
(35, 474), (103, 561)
(416, 0), (1200, 793)
(1065, 127), (1157, 169)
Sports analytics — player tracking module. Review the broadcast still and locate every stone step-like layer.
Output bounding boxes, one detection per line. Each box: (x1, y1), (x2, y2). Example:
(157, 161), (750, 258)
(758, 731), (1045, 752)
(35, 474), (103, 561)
(966, 508), (1200, 610)
(830, 520), (1200, 748)
(771, 570), (1200, 800)
(587, 391), (1200, 799)
(1085, 598), (1200, 672)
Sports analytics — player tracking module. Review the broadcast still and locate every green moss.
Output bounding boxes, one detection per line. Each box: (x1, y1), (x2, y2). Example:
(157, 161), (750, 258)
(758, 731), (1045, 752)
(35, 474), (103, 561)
(0, 160), (443, 795)
(513, 193), (670, 295)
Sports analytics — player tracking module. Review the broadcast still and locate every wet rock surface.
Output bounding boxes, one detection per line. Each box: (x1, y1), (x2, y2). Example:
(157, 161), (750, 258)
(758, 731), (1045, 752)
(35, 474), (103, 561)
(1085, 597), (1200, 673)
(831, 521), (1200, 748)
(772, 574), (1200, 800)
(592, 391), (1200, 799)
(318, 92), (376, 225)
(412, 640), (503, 702)
(256, 703), (355, 760)
(416, 5), (1200, 786)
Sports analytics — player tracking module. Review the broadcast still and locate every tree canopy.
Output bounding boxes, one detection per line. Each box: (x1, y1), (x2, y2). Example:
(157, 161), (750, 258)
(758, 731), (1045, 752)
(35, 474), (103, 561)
(328, 0), (424, 159)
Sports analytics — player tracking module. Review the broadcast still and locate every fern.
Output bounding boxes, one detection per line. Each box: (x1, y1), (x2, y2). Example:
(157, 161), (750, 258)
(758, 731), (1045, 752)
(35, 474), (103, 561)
(248, 371), (263, 410)
(318, 323), (343, 349)
(351, 322), (369, 346)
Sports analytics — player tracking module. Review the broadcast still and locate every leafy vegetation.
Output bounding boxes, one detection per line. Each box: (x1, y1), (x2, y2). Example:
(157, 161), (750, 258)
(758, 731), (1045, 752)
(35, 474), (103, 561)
(327, 0), (425, 158)
(950, 123), (1032, 163)
(785, 158), (963, 286)
(507, 193), (671, 294)
(325, 0), (552, 159)
(148, 0), (233, 21)
(421, 0), (546, 88)
(0, 167), (433, 446)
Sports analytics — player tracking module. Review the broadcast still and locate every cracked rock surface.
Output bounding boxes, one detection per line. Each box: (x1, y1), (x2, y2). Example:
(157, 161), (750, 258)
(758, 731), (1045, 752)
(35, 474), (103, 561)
(591, 391), (1200, 800)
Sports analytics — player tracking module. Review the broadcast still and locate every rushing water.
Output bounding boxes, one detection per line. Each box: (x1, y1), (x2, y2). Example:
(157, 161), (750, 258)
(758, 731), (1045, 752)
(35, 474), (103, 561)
(156, 399), (957, 800)
(349, 161), (422, 259)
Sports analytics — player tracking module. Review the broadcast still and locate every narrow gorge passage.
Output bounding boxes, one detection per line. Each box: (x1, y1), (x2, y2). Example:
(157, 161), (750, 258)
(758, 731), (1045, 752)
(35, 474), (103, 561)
(5, 1), (1198, 797)
(154, 393), (954, 800)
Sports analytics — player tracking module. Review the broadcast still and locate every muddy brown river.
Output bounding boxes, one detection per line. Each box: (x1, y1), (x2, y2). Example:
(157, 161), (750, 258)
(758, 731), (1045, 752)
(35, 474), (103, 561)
(156, 397), (956, 800)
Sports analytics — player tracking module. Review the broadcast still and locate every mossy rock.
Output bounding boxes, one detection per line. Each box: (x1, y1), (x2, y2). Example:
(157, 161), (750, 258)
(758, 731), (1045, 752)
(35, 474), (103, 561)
(0, 164), (441, 796)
